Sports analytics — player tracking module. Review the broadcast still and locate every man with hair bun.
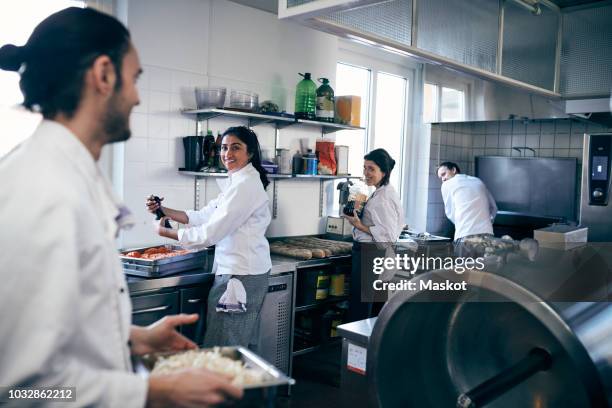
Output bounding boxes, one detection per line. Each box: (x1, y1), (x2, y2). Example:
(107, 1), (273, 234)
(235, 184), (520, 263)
(0, 7), (241, 407)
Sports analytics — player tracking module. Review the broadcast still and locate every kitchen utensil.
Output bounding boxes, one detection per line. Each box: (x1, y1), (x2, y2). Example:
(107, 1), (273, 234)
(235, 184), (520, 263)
(134, 346), (295, 407)
(194, 87), (226, 109)
(149, 195), (172, 229)
(182, 136), (204, 171)
(230, 90), (259, 111)
(120, 245), (209, 277)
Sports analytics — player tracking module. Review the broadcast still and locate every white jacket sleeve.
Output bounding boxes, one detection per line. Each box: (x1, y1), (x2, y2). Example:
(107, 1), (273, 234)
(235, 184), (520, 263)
(0, 201), (147, 408)
(185, 196), (220, 226)
(178, 182), (266, 248)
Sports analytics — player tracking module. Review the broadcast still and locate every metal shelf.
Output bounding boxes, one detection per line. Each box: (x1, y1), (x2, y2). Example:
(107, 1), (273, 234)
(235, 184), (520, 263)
(292, 338), (342, 357)
(295, 296), (349, 312)
(179, 170), (360, 180)
(295, 118), (366, 134)
(181, 108), (365, 132)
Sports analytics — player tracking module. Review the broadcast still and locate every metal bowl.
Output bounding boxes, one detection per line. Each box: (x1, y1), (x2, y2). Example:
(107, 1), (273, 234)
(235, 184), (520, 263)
(195, 87), (226, 109)
(230, 90), (259, 111)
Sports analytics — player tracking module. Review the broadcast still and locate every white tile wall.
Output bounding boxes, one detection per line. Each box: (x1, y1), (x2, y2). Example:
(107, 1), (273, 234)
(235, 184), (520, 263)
(120, 0), (340, 246)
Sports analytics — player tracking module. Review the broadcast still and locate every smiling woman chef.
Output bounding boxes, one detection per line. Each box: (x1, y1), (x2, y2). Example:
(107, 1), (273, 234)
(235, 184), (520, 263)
(344, 148), (404, 321)
(148, 126), (272, 349)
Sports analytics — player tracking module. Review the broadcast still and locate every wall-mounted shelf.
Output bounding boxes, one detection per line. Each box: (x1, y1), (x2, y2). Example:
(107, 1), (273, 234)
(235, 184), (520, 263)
(179, 170), (360, 180)
(181, 108), (365, 133)
(181, 107), (365, 219)
(179, 170), (361, 219)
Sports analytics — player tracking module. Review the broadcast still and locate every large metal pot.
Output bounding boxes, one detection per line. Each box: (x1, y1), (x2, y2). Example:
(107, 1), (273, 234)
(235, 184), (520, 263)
(367, 266), (612, 407)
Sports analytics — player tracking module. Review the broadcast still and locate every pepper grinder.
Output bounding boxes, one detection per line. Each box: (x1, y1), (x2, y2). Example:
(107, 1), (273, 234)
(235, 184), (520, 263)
(149, 194), (172, 228)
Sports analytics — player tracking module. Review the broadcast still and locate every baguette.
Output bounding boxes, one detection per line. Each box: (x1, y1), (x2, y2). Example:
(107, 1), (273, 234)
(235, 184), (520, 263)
(283, 239), (332, 257)
(270, 243), (312, 260)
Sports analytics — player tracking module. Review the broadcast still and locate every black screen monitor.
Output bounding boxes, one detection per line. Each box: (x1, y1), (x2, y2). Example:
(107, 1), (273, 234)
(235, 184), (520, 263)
(475, 156), (578, 221)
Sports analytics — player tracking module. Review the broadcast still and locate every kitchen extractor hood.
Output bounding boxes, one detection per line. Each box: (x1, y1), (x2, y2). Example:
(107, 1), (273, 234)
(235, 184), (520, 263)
(565, 97), (612, 127)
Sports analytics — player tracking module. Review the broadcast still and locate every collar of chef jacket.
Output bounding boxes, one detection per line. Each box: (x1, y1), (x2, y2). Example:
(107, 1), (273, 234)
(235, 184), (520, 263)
(218, 162), (258, 192)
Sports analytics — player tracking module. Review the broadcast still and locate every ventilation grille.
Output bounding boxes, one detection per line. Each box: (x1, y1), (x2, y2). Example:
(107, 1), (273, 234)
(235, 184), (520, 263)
(321, 0), (413, 47)
(560, 5), (612, 96)
(417, 0), (499, 72)
(287, 0), (317, 7)
(276, 301), (290, 371)
(502, 1), (559, 91)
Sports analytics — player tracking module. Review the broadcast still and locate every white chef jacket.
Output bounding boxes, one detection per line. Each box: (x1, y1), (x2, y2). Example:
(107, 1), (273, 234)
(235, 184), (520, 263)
(353, 184), (404, 243)
(0, 121), (147, 407)
(441, 174), (498, 241)
(178, 163), (272, 276)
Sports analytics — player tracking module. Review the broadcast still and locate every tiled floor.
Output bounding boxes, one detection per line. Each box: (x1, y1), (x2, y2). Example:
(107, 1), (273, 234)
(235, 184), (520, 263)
(275, 344), (365, 408)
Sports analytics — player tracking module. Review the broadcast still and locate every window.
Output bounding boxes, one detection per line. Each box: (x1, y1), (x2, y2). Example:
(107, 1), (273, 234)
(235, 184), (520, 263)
(423, 83), (466, 123)
(335, 61), (411, 197)
(334, 63), (371, 178)
(372, 72), (407, 191)
(0, 0), (84, 157)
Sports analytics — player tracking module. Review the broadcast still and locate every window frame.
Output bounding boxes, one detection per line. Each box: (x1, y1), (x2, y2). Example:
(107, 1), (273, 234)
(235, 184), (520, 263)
(337, 40), (419, 198)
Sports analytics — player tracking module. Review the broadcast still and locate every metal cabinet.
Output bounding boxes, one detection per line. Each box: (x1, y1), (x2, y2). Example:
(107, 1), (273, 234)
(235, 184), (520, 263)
(180, 283), (213, 345)
(131, 291), (179, 327)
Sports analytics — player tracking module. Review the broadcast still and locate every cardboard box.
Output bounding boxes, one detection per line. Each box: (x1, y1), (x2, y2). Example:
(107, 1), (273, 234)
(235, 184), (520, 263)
(534, 225), (588, 250)
(336, 95), (361, 127)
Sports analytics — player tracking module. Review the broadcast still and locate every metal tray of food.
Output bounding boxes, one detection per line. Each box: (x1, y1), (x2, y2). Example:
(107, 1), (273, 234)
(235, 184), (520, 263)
(120, 245), (209, 277)
(134, 346), (295, 406)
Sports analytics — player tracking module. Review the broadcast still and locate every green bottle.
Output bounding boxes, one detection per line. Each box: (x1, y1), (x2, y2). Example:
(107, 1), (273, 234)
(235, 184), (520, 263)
(294, 72), (317, 120)
(316, 78), (335, 122)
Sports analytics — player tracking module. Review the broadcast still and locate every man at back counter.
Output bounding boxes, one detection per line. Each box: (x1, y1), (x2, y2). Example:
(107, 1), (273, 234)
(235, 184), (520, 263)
(437, 162), (497, 242)
(0, 7), (241, 407)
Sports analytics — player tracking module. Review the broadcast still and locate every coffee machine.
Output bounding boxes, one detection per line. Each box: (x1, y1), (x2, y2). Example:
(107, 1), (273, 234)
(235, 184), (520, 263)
(325, 181), (353, 240)
(579, 133), (612, 241)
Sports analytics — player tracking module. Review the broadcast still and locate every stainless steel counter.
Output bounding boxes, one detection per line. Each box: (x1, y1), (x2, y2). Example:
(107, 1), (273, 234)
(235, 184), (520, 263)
(127, 269), (214, 293)
(337, 317), (377, 345)
(127, 253), (351, 294)
(270, 254), (351, 273)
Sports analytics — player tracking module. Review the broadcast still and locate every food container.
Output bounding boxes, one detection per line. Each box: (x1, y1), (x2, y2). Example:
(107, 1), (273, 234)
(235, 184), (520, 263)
(335, 145), (349, 175)
(230, 90), (259, 111)
(534, 225), (588, 250)
(120, 245), (209, 277)
(195, 87), (226, 109)
(276, 148), (292, 174)
(134, 346), (295, 407)
(336, 95), (361, 126)
(261, 163), (278, 174)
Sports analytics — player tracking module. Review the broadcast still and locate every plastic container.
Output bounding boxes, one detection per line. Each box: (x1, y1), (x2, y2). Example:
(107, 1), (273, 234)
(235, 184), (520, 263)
(296, 268), (330, 306)
(292, 151), (303, 175)
(315, 270), (330, 300)
(294, 73), (317, 120)
(316, 78), (335, 122)
(194, 87), (226, 109)
(302, 149), (318, 175)
(330, 272), (345, 297)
